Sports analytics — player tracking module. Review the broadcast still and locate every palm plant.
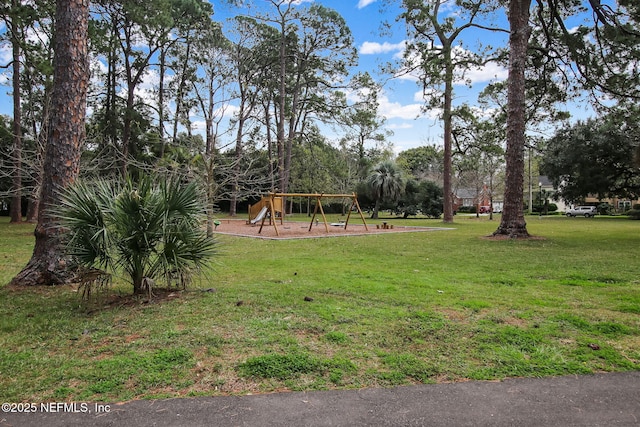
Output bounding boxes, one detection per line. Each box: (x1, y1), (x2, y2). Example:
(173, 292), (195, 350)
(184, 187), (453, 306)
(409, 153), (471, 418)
(58, 174), (216, 294)
(366, 160), (405, 219)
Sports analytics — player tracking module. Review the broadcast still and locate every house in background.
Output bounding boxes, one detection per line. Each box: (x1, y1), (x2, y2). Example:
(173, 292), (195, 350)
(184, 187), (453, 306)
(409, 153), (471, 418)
(537, 176), (569, 213)
(453, 186), (494, 212)
(583, 196), (640, 213)
(539, 175), (639, 213)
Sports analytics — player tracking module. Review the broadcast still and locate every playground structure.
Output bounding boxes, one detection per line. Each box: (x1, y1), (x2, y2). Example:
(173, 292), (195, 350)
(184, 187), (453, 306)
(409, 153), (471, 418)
(248, 192), (368, 237)
(248, 196), (284, 225)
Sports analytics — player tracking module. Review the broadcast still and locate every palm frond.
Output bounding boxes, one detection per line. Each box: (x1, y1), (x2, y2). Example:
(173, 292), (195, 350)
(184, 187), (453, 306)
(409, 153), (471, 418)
(58, 173), (217, 294)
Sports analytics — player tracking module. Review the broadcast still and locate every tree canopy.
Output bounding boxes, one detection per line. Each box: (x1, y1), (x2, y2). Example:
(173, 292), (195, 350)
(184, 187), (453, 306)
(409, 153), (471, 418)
(541, 109), (640, 203)
(3, 0), (640, 262)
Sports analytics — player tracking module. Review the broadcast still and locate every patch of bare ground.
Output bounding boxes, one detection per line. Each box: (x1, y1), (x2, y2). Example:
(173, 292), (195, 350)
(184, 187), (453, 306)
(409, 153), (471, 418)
(501, 316), (529, 327)
(481, 234), (547, 241)
(211, 219), (450, 240)
(439, 308), (468, 323)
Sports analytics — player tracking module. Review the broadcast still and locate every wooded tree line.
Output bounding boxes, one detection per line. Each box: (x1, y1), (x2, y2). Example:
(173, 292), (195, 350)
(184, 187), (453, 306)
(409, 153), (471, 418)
(1, 0), (639, 286)
(0, 0), (400, 224)
(401, 0), (640, 236)
(2, 1), (639, 221)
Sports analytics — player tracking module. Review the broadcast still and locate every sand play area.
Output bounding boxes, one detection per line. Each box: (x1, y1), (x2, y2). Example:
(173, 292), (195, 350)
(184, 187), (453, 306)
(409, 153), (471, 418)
(211, 218), (452, 240)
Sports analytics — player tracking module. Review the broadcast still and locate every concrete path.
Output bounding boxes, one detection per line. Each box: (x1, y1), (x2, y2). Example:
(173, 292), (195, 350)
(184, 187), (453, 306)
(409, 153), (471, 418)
(2, 372), (639, 426)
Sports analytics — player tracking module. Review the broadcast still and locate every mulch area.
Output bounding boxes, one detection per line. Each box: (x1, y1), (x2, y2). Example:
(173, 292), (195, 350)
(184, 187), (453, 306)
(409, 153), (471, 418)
(211, 218), (453, 240)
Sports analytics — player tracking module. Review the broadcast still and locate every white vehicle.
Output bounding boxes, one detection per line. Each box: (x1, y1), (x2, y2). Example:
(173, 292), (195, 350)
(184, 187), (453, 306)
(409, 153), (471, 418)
(566, 206), (597, 217)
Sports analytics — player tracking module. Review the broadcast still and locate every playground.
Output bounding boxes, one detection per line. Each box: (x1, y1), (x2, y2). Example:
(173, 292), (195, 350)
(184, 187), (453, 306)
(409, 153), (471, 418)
(211, 218), (448, 240)
(212, 192), (451, 239)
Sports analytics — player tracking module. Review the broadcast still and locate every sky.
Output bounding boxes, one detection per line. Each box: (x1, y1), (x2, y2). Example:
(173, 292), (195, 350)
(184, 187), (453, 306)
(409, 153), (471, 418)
(211, 0), (512, 153)
(0, 0), (521, 154)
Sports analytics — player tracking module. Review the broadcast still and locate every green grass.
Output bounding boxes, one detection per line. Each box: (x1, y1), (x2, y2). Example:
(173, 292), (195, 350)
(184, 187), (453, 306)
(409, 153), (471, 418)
(0, 214), (639, 402)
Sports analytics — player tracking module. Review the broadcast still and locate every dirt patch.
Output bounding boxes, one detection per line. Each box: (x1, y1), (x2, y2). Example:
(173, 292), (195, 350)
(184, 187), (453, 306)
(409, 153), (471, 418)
(481, 234), (547, 241)
(211, 219), (453, 240)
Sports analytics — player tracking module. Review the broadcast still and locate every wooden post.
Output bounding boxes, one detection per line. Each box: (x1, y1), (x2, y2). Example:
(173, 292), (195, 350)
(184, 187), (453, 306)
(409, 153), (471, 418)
(309, 195), (320, 231)
(256, 192), (369, 235)
(270, 194), (279, 236)
(317, 194), (329, 233)
(259, 193), (280, 236)
(352, 193), (368, 231)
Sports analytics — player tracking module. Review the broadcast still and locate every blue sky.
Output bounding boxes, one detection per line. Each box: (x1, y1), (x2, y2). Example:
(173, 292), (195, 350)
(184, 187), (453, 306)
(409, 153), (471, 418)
(0, 0), (517, 153)
(211, 0), (512, 153)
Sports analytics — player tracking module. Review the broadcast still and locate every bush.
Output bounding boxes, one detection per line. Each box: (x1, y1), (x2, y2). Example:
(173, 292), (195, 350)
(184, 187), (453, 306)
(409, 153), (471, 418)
(59, 174), (217, 294)
(396, 204), (418, 218)
(419, 181), (443, 218)
(532, 203), (558, 214)
(396, 179), (443, 219)
(627, 208), (640, 220)
(597, 203), (612, 215)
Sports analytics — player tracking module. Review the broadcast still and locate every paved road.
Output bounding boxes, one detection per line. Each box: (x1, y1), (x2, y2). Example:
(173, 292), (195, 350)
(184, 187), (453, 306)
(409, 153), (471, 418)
(2, 372), (639, 426)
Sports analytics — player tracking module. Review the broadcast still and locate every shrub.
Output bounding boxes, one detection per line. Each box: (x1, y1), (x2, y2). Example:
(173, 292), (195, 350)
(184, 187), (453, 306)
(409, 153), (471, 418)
(396, 179), (443, 219)
(532, 203), (558, 214)
(59, 174), (217, 294)
(597, 203), (612, 215)
(627, 208), (640, 220)
(418, 181), (443, 218)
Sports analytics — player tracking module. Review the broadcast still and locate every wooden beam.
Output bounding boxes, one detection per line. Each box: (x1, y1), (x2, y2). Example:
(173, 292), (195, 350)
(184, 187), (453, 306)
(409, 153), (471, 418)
(269, 192), (356, 198)
(257, 191), (369, 235)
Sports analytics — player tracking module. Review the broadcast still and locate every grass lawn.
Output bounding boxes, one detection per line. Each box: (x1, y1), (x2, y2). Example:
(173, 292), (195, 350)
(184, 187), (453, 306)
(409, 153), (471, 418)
(0, 214), (639, 402)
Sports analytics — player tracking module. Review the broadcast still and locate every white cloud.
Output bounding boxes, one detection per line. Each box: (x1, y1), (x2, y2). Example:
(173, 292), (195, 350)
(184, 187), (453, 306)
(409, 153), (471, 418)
(395, 44), (507, 86)
(359, 41), (406, 55)
(0, 44), (11, 65)
(191, 120), (207, 133)
(451, 46), (508, 85)
(357, 0), (376, 9)
(344, 86), (425, 123)
(387, 122), (414, 130)
(378, 92), (423, 121)
(460, 61), (508, 85)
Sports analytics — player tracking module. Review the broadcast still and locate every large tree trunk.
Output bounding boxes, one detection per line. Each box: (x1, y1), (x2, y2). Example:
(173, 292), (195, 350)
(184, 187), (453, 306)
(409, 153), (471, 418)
(9, 0), (22, 224)
(442, 47), (454, 224)
(9, 0), (90, 287)
(229, 112), (245, 217)
(158, 48), (166, 157)
(371, 198), (380, 219)
(276, 6), (288, 195)
(493, 0), (532, 238)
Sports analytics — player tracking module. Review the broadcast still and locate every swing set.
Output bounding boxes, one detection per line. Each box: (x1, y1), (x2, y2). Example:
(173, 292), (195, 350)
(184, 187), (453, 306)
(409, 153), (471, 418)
(248, 192), (368, 237)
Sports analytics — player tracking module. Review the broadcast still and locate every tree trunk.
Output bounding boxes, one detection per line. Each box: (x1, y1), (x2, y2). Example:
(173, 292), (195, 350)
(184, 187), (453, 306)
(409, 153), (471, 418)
(493, 0), (532, 238)
(230, 101), (246, 217)
(158, 48), (166, 157)
(172, 38), (193, 145)
(9, 1), (22, 224)
(442, 47), (454, 224)
(264, 100), (276, 191)
(26, 187), (40, 223)
(276, 9), (288, 194)
(10, 0), (90, 286)
(371, 198), (380, 219)
(105, 22), (118, 153)
(122, 82), (134, 176)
